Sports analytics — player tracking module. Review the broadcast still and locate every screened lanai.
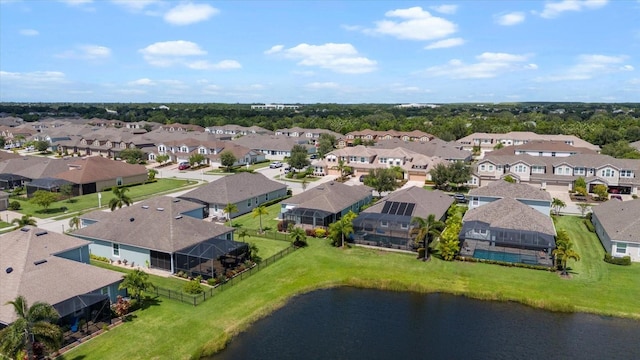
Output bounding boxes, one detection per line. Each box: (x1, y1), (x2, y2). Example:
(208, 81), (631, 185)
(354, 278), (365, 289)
(175, 238), (249, 279)
(26, 177), (74, 197)
(282, 207), (335, 228)
(352, 212), (414, 250)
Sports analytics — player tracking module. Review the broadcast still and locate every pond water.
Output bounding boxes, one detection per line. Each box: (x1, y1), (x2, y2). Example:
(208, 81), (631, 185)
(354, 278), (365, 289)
(211, 288), (640, 360)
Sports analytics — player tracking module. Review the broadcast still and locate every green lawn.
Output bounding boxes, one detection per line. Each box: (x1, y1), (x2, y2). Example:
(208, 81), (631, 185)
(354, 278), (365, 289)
(230, 202), (283, 231)
(12, 179), (195, 219)
(238, 235), (291, 259)
(90, 260), (188, 292)
(61, 215), (640, 360)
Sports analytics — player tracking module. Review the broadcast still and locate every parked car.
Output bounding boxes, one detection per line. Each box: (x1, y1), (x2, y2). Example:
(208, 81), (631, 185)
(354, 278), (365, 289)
(453, 193), (468, 203)
(610, 194), (623, 201)
(359, 175), (368, 182)
(270, 162), (283, 168)
(178, 162), (190, 170)
(284, 166), (292, 174)
(310, 154), (318, 159)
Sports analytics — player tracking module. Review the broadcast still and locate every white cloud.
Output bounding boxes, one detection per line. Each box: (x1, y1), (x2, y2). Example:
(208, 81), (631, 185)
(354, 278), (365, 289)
(425, 37), (464, 50)
(537, 54), (632, 81)
(305, 82), (340, 89)
(164, 2), (219, 25)
(19, 29), (39, 36)
(58, 0), (92, 5)
(139, 40), (206, 66)
(128, 78), (155, 86)
(187, 59), (241, 70)
(538, 0), (608, 19)
(423, 52), (535, 79)
(495, 12), (525, 26)
(264, 45), (284, 55)
(366, 6), (457, 41)
(0, 70), (67, 83)
(269, 43), (377, 74)
(430, 4), (458, 14)
(55, 45), (111, 60)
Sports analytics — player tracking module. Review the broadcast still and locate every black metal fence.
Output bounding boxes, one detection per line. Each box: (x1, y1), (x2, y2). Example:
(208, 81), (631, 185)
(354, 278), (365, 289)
(153, 245), (296, 306)
(235, 227), (291, 242)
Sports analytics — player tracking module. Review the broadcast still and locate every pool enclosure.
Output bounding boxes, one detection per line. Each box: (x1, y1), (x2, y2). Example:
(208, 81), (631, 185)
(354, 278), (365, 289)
(459, 220), (556, 266)
(174, 238), (249, 279)
(352, 212), (415, 250)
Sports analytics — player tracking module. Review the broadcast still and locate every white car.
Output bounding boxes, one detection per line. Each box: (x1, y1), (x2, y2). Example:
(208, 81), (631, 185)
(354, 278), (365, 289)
(269, 162), (283, 168)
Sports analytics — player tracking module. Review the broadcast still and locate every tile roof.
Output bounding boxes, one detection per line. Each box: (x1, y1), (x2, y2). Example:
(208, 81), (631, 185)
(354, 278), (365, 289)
(73, 196), (234, 253)
(0, 227), (123, 325)
(462, 197), (556, 236)
(592, 199), (640, 244)
(179, 173), (286, 205)
(53, 156), (147, 184)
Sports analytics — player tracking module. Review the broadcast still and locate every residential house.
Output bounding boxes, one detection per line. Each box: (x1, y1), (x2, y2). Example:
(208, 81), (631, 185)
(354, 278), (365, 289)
(0, 227), (123, 328)
(233, 135), (314, 160)
(73, 196), (245, 279)
(374, 138), (472, 162)
(53, 156), (148, 195)
(340, 129), (435, 147)
(456, 131), (599, 157)
(205, 124), (273, 136)
(250, 103), (301, 110)
(159, 123), (205, 133)
(275, 127), (342, 145)
(352, 186), (454, 250)
(281, 181), (372, 229)
(467, 180), (552, 215)
(0, 157), (69, 189)
(591, 199), (640, 262)
(179, 172), (287, 219)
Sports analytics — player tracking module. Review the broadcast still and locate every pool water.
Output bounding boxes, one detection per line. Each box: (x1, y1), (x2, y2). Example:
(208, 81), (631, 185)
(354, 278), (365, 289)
(473, 249), (522, 263)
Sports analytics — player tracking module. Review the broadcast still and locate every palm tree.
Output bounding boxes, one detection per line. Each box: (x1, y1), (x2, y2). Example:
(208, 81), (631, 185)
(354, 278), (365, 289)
(109, 187), (132, 211)
(11, 214), (37, 227)
(551, 197), (566, 216)
(553, 231), (581, 276)
(301, 178), (309, 192)
(410, 214), (445, 260)
(289, 226), (307, 247)
(223, 203), (238, 227)
(237, 228), (249, 242)
(68, 216), (80, 231)
(251, 205), (269, 233)
(0, 295), (62, 360)
(329, 211), (357, 248)
(119, 269), (154, 303)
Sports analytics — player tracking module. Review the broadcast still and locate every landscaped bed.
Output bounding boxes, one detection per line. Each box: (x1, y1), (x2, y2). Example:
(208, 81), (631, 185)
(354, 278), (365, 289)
(61, 215), (639, 360)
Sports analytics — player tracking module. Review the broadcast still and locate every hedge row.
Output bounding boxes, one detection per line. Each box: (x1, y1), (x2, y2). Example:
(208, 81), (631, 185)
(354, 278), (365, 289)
(604, 253), (632, 266)
(455, 255), (554, 271)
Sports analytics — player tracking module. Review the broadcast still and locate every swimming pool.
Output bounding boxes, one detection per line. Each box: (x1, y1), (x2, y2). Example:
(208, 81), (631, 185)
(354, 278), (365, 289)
(473, 249), (522, 263)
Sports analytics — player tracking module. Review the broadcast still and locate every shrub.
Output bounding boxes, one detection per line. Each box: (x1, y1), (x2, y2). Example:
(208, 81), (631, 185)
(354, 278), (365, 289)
(207, 278), (217, 286)
(417, 248), (426, 259)
(305, 228), (316, 237)
(633, 194), (638, 199)
(583, 219), (595, 232)
(314, 228), (326, 238)
(183, 279), (204, 294)
(277, 220), (291, 232)
(90, 254), (110, 263)
(604, 253), (631, 266)
(8, 201), (20, 210)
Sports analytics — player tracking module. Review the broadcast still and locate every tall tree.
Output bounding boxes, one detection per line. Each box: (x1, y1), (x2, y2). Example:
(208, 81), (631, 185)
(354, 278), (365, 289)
(289, 144), (310, 170)
(553, 230), (581, 276)
(364, 168), (397, 197)
(109, 187), (132, 211)
(155, 154), (170, 165)
(0, 296), (62, 360)
(119, 148), (145, 164)
(317, 133), (336, 157)
(220, 151), (237, 172)
(328, 211), (357, 248)
(576, 203), (593, 218)
(223, 203), (239, 227)
(189, 153), (206, 167)
(119, 269), (154, 303)
(551, 198), (566, 216)
(437, 214), (462, 261)
(237, 228), (249, 243)
(11, 215), (37, 227)
(429, 163), (450, 190)
(34, 140), (50, 153)
(251, 205), (269, 233)
(30, 190), (59, 213)
(68, 216), (80, 231)
(60, 183), (74, 202)
(410, 214), (445, 260)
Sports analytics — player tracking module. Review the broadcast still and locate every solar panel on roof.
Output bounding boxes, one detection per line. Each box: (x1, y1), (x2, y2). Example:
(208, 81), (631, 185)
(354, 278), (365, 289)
(404, 203), (415, 216)
(381, 202), (392, 214)
(389, 202), (400, 214)
(397, 202), (407, 215)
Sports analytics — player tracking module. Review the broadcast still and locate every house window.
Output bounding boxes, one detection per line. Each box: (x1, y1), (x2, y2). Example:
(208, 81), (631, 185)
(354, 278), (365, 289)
(181, 146), (188, 152)
(574, 167), (585, 175)
(214, 204), (218, 212)
(265, 193), (269, 201)
(565, 167), (571, 175)
(620, 170), (633, 178)
(400, 223), (408, 230)
(616, 243), (627, 254)
(472, 197), (479, 206)
(199, 148), (206, 154)
(116, 177), (123, 186)
(480, 164), (486, 171)
(515, 164), (526, 173)
(380, 158), (387, 164)
(360, 157), (366, 163)
(158, 146), (166, 152)
(350, 156), (357, 162)
(488, 165), (494, 171)
(380, 221), (388, 228)
(247, 199), (252, 207)
(602, 169), (615, 177)
(112, 243), (120, 257)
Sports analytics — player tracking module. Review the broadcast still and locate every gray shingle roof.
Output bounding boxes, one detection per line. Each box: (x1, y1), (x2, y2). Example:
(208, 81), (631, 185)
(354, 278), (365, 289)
(462, 197), (556, 236)
(592, 199), (640, 244)
(469, 180), (552, 201)
(363, 186), (453, 219)
(0, 227), (123, 325)
(179, 173), (286, 205)
(73, 196), (234, 253)
(283, 181), (372, 214)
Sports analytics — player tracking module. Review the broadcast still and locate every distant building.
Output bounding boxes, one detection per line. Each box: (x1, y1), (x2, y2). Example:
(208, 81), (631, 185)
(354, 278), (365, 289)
(395, 103), (440, 109)
(250, 104), (301, 110)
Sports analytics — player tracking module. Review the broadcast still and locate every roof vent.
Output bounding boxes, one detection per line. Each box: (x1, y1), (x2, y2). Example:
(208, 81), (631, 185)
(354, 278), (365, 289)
(34, 259), (47, 266)
(129, 217), (135, 222)
(172, 199), (180, 203)
(157, 207), (164, 211)
(5, 267), (13, 274)
(175, 215), (183, 219)
(35, 231), (48, 236)
(141, 205), (149, 209)
(20, 228), (30, 232)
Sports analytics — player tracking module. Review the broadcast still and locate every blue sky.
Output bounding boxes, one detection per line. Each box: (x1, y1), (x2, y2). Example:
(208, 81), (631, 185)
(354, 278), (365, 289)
(1, 0), (638, 103)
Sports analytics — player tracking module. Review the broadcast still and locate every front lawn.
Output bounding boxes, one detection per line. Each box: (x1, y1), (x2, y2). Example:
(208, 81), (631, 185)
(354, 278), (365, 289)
(12, 179), (195, 219)
(61, 215), (640, 360)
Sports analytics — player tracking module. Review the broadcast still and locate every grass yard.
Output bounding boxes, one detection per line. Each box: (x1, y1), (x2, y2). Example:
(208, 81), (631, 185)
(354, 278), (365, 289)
(90, 260), (189, 292)
(230, 202), (282, 231)
(61, 215), (639, 360)
(238, 235), (292, 259)
(12, 179), (195, 219)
